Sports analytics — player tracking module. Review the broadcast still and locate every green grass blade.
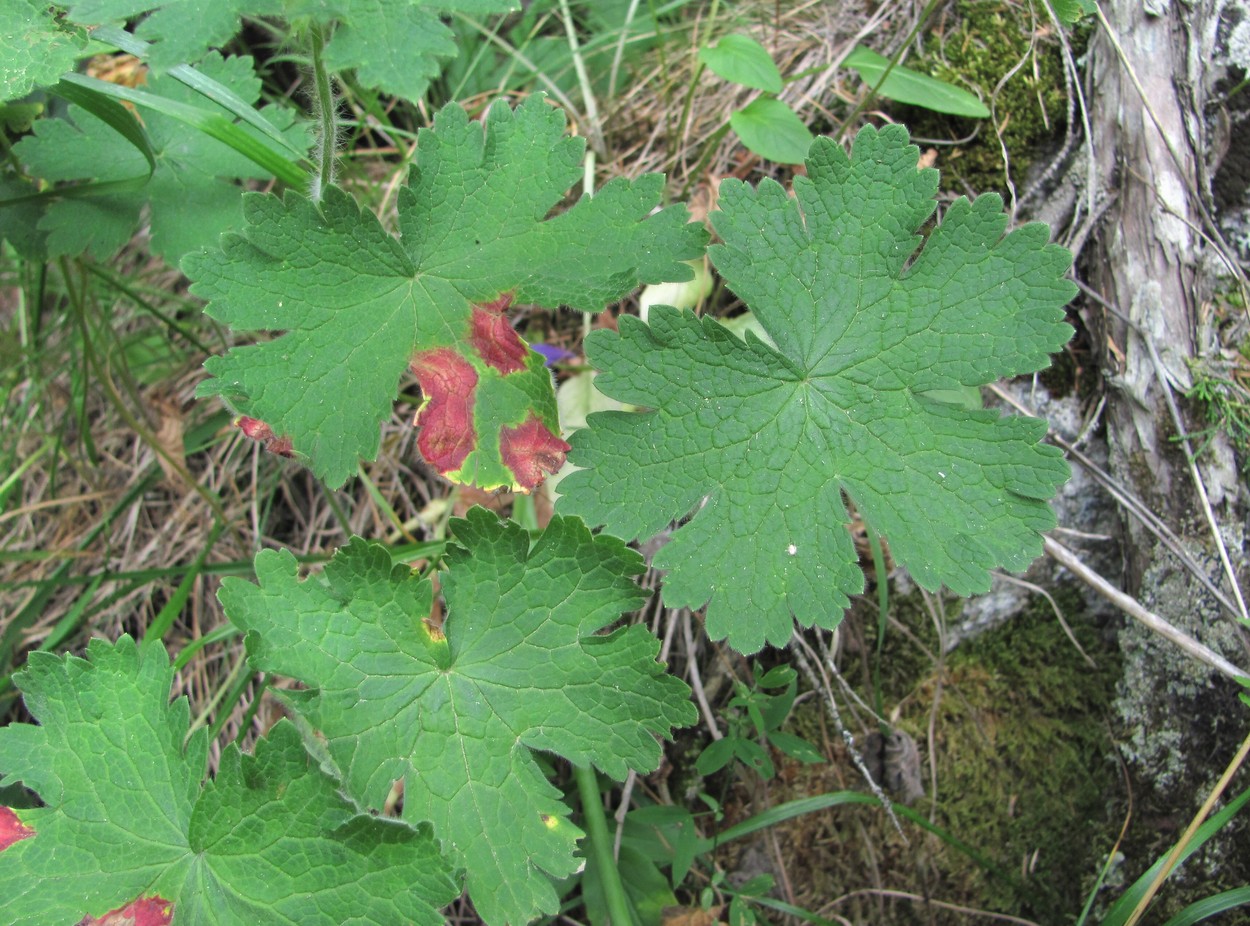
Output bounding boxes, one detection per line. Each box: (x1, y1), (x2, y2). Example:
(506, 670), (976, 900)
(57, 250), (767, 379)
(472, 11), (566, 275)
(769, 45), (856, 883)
(1160, 888), (1250, 926)
(696, 791), (1020, 893)
(91, 24), (309, 161)
(143, 520), (225, 646)
(47, 77), (156, 175)
(38, 573), (104, 653)
(56, 73), (307, 188)
(0, 467), (160, 686)
(1100, 787), (1250, 926)
(173, 624), (243, 672)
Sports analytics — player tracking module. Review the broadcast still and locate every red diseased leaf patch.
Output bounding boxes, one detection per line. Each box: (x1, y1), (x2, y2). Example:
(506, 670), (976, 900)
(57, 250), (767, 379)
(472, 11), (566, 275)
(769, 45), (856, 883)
(0, 806), (33, 851)
(234, 416), (295, 458)
(78, 896), (173, 926)
(500, 415), (571, 492)
(469, 293), (529, 375)
(411, 348), (479, 473)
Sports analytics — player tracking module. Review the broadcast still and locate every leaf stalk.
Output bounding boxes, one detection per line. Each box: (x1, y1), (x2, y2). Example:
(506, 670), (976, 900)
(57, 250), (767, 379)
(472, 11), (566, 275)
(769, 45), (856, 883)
(574, 763), (635, 926)
(307, 22), (338, 202)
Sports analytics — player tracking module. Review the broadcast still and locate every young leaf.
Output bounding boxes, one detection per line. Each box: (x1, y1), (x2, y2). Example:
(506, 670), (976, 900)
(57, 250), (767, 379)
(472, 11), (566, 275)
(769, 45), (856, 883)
(1, 0), (88, 101)
(219, 508), (696, 926)
(186, 95), (707, 490)
(843, 46), (991, 119)
(0, 636), (457, 926)
(558, 124), (1074, 653)
(13, 53), (309, 261)
(729, 97), (815, 164)
(698, 34), (783, 93)
(66, 0), (518, 97)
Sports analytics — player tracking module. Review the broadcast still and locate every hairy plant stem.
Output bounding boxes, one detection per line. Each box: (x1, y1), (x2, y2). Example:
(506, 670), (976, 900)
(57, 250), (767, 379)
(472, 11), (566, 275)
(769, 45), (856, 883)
(307, 22), (337, 202)
(574, 763), (635, 926)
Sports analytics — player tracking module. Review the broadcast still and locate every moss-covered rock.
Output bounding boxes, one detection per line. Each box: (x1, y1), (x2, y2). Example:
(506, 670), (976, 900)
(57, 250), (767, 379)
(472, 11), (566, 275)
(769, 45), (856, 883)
(905, 0), (1074, 196)
(916, 597), (1119, 921)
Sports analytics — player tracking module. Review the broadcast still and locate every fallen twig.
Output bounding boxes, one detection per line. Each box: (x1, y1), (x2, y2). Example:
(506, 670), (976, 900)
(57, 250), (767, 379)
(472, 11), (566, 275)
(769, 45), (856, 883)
(1044, 535), (1247, 681)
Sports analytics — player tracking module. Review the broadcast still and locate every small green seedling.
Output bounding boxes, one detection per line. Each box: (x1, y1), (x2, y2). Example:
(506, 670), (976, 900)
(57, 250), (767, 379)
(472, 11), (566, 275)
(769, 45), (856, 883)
(695, 664), (823, 780)
(698, 33), (813, 163)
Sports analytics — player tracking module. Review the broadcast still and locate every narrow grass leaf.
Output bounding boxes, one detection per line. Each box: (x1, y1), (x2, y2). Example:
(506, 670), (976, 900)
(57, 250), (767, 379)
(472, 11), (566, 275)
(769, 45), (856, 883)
(1100, 787), (1250, 926)
(1160, 888), (1250, 926)
(57, 72), (307, 188)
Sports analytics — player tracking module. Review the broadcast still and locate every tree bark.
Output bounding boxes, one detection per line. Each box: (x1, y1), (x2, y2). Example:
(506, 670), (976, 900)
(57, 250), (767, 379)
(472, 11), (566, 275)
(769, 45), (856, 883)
(1089, 2), (1207, 550)
(1082, 0), (1250, 897)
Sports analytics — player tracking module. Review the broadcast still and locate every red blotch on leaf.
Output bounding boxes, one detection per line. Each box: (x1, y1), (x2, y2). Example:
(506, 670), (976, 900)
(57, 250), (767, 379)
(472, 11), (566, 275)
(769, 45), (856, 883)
(410, 348), (479, 473)
(499, 415), (571, 492)
(0, 806), (33, 851)
(234, 416), (295, 458)
(78, 897), (173, 926)
(469, 292), (528, 375)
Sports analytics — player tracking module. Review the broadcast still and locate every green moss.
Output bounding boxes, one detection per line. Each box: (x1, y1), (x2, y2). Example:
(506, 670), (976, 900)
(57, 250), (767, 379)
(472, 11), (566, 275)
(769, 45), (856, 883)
(733, 588), (1122, 924)
(896, 592), (1120, 922)
(907, 0), (1073, 195)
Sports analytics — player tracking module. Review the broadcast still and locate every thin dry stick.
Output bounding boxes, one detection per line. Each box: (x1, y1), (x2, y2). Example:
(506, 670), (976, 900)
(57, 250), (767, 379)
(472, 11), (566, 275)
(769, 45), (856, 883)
(682, 610), (722, 740)
(1141, 333), (1250, 627)
(1044, 536), (1246, 680)
(991, 571), (1097, 667)
(920, 587), (946, 818)
(611, 769), (636, 861)
(556, 0), (606, 158)
(990, 379), (1243, 622)
(791, 633), (906, 840)
(826, 888), (1043, 925)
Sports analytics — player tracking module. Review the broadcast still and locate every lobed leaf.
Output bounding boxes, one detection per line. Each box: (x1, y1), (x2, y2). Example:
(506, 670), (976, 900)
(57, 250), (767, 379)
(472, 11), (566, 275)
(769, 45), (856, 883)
(13, 52), (309, 261)
(558, 124), (1075, 653)
(0, 636), (457, 926)
(187, 95), (708, 490)
(0, 1), (88, 101)
(220, 508), (696, 926)
(67, 0), (282, 71)
(66, 0), (518, 96)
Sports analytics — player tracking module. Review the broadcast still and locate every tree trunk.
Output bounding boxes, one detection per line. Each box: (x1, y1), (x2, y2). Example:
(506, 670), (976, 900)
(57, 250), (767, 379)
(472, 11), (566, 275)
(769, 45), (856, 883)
(1089, 0), (1222, 558)
(1082, 0), (1249, 900)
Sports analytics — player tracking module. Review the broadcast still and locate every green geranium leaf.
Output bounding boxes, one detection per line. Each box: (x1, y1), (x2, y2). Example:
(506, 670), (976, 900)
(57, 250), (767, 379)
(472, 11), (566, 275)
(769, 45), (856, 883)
(67, 0), (517, 96)
(0, 636), (457, 926)
(558, 124), (1074, 653)
(185, 95), (707, 490)
(220, 508), (695, 926)
(68, 0), (282, 71)
(1, 1), (88, 101)
(13, 52), (309, 261)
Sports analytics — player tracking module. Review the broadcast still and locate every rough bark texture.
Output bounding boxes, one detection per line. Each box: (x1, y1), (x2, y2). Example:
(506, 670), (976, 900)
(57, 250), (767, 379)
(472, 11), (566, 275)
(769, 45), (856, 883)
(1082, 0), (1250, 900)
(1089, 0), (1223, 552)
